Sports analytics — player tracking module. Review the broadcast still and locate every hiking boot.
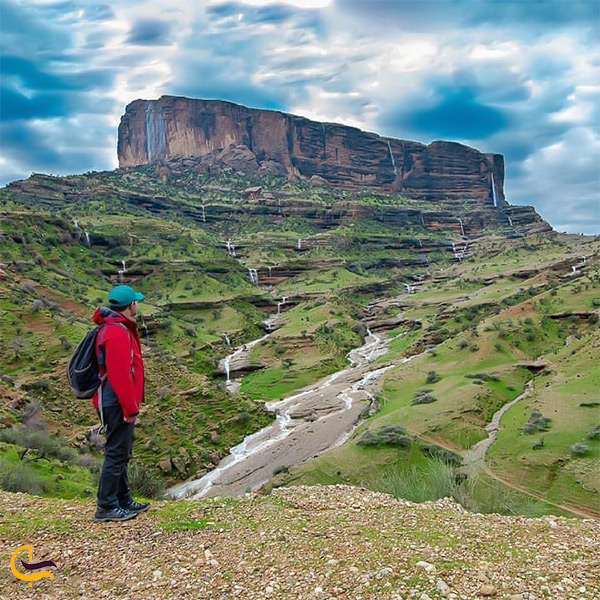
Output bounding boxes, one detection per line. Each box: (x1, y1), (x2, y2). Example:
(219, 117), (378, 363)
(94, 506), (138, 522)
(121, 500), (150, 513)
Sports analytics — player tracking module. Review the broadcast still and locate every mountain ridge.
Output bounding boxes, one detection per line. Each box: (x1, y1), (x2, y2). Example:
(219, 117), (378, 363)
(118, 96), (506, 204)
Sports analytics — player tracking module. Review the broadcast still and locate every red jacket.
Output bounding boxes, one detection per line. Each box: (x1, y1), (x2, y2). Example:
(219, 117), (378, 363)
(92, 307), (145, 419)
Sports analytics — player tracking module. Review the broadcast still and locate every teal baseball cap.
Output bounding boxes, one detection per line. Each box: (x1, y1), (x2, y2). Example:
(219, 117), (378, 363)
(107, 285), (145, 308)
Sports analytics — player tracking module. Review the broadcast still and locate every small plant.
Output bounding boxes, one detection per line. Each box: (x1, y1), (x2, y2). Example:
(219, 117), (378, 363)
(420, 444), (462, 466)
(358, 425), (412, 448)
(458, 340), (469, 349)
(522, 411), (552, 434)
(0, 459), (47, 495)
(127, 463), (167, 498)
(425, 371), (441, 384)
(570, 443), (590, 457)
(585, 424), (600, 440)
(272, 465), (289, 476)
(532, 438), (545, 450)
(411, 391), (438, 405)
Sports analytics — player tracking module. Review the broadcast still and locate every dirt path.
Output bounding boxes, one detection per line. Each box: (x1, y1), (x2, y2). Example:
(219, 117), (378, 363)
(415, 431), (599, 519)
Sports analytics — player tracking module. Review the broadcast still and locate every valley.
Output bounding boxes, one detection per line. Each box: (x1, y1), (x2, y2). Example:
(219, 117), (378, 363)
(0, 136), (598, 519)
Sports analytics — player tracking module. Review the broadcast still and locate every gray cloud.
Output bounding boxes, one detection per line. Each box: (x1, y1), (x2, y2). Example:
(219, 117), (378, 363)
(126, 18), (174, 45)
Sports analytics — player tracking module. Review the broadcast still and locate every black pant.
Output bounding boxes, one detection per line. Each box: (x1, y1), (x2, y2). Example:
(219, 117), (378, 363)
(97, 405), (134, 509)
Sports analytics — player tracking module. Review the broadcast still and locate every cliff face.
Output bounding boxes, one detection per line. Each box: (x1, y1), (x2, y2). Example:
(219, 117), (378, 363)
(118, 96), (506, 205)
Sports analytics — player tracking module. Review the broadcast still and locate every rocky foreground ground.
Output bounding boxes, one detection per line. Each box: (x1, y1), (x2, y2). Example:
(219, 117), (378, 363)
(1, 485), (598, 600)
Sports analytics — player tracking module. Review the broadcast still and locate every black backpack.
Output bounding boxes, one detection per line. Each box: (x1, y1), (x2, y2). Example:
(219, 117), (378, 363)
(67, 323), (127, 399)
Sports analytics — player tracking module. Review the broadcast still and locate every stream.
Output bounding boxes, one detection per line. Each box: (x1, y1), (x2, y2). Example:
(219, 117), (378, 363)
(169, 329), (393, 499)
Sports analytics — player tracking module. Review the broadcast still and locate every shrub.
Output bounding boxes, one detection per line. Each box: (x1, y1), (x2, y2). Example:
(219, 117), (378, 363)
(420, 444), (462, 466)
(272, 465), (289, 476)
(0, 427), (80, 464)
(371, 459), (457, 503)
(570, 443), (590, 456)
(522, 411), (552, 434)
(532, 439), (545, 450)
(358, 425), (412, 448)
(411, 393), (437, 405)
(0, 459), (47, 495)
(465, 373), (500, 382)
(127, 463), (167, 499)
(238, 411), (251, 425)
(425, 371), (441, 384)
(458, 340), (469, 349)
(585, 424), (600, 440)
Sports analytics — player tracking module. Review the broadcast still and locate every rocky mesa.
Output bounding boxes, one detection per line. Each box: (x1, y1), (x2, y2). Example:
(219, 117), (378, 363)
(118, 96), (506, 204)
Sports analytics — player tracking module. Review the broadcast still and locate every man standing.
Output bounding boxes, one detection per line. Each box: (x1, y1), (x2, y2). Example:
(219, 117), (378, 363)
(92, 285), (149, 522)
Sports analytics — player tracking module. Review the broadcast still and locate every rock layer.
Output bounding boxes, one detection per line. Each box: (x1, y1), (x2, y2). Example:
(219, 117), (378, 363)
(118, 96), (506, 204)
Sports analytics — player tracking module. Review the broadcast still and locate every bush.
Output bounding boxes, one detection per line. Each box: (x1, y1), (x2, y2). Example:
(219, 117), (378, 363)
(0, 427), (80, 464)
(465, 373), (500, 382)
(532, 439), (545, 450)
(411, 392), (437, 405)
(0, 459), (47, 495)
(585, 424), (600, 440)
(458, 340), (469, 349)
(127, 463), (167, 499)
(358, 425), (412, 448)
(522, 411), (552, 434)
(425, 371), (441, 384)
(420, 444), (462, 466)
(371, 459), (457, 503)
(570, 443), (590, 456)
(272, 465), (289, 476)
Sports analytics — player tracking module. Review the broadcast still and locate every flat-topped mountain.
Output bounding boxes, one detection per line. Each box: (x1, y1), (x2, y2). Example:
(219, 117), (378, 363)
(118, 96), (506, 204)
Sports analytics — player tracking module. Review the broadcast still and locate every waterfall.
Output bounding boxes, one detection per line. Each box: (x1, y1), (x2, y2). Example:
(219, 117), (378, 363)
(268, 266), (273, 277)
(72, 218), (79, 229)
(278, 197), (282, 214)
(420, 213), (425, 227)
(491, 172), (498, 207)
(84, 231), (90, 248)
(118, 260), (127, 283)
(277, 296), (287, 316)
(248, 268), (259, 285)
(457, 218), (465, 237)
(580, 255), (587, 265)
(452, 241), (462, 261)
(224, 355), (232, 384)
(223, 334), (231, 346)
(572, 266), (578, 275)
(139, 313), (149, 338)
(418, 239), (423, 248)
(386, 140), (397, 175)
(226, 240), (236, 257)
(506, 214), (514, 227)
(321, 123), (326, 155)
(145, 100), (166, 162)
(297, 238), (302, 250)
(403, 283), (415, 294)
(200, 202), (206, 223)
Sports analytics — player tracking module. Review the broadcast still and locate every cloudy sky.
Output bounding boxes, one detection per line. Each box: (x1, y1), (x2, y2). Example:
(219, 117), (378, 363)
(1, 0), (598, 233)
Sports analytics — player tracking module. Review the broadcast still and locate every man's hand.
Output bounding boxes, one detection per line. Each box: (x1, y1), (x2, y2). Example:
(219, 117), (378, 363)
(123, 415), (137, 424)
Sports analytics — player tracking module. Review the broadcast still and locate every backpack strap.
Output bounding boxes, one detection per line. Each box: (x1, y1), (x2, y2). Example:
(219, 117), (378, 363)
(96, 322), (134, 432)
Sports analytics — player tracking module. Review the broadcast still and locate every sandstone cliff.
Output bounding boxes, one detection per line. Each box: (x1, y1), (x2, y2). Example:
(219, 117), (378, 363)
(118, 96), (506, 204)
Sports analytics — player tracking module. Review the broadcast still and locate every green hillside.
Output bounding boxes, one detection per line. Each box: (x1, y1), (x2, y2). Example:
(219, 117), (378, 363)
(0, 166), (598, 516)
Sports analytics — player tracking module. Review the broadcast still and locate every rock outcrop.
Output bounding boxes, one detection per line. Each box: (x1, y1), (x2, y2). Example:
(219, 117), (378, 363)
(118, 96), (506, 204)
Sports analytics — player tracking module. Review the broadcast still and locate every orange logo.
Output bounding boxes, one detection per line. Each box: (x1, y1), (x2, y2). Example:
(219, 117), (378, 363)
(10, 545), (56, 587)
